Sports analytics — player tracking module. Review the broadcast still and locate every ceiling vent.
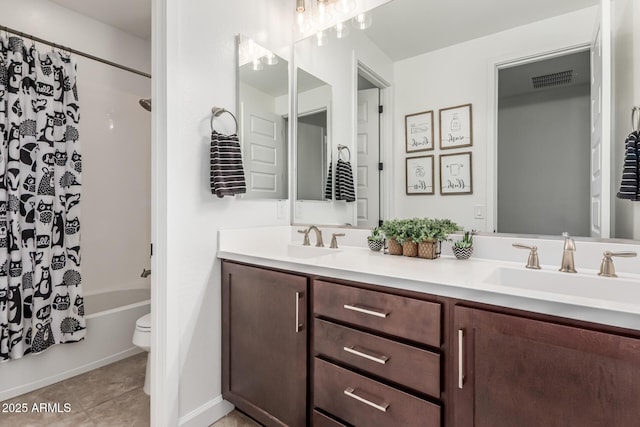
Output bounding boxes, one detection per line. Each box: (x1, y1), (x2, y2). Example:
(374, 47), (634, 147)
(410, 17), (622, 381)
(531, 70), (573, 89)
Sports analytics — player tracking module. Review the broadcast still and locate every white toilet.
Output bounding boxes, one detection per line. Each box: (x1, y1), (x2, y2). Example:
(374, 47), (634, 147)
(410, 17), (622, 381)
(132, 313), (151, 395)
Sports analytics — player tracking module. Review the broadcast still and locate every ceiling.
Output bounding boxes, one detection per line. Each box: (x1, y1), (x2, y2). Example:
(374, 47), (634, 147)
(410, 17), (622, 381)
(49, 0), (151, 40)
(46, 0), (598, 57)
(364, 0), (599, 61)
(499, 50), (591, 98)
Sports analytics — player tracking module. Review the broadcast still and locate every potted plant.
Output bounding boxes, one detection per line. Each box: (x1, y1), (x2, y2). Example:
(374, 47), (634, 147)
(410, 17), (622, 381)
(397, 218), (420, 257)
(367, 226), (385, 252)
(416, 218), (461, 259)
(381, 219), (404, 255)
(452, 230), (474, 259)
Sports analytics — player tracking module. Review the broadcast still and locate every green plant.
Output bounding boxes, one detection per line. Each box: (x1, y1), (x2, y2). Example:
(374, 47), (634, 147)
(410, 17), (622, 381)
(395, 218), (418, 244)
(453, 231), (474, 248)
(367, 226), (384, 242)
(415, 218), (461, 243)
(381, 219), (402, 241)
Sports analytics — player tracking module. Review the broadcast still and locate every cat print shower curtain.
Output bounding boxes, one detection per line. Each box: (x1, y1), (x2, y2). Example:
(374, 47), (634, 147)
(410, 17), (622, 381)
(0, 36), (84, 361)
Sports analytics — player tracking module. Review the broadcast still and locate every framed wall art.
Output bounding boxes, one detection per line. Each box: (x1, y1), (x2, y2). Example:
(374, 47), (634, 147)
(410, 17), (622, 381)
(406, 155), (434, 195)
(439, 103), (472, 149)
(439, 152), (472, 195)
(405, 110), (434, 152)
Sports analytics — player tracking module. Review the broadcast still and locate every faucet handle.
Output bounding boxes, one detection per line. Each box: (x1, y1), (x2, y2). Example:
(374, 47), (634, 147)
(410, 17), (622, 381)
(512, 243), (541, 269)
(330, 233), (345, 249)
(561, 232), (576, 251)
(598, 251), (637, 277)
(297, 229), (310, 246)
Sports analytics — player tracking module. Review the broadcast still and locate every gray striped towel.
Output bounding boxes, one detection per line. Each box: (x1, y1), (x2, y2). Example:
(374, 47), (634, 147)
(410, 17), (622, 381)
(335, 159), (355, 202)
(617, 131), (640, 201)
(210, 131), (247, 198)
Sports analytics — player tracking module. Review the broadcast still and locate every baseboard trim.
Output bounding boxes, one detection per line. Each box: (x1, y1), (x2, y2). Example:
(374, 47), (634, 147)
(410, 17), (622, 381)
(179, 395), (234, 427)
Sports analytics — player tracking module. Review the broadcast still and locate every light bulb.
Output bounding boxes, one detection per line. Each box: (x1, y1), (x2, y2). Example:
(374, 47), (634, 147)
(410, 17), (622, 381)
(316, 30), (328, 47)
(335, 0), (356, 14)
(252, 57), (263, 71)
(316, 0), (334, 27)
(264, 52), (279, 65)
(352, 12), (372, 30)
(335, 21), (349, 39)
(297, 11), (306, 32)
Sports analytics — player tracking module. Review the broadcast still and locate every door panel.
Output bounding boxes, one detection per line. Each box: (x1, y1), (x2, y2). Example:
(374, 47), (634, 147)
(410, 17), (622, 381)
(454, 306), (640, 427)
(590, 1), (611, 237)
(357, 88), (380, 228)
(241, 102), (287, 199)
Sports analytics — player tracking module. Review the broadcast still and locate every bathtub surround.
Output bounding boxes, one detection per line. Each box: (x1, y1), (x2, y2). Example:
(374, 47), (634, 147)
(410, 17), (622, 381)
(0, 36), (84, 361)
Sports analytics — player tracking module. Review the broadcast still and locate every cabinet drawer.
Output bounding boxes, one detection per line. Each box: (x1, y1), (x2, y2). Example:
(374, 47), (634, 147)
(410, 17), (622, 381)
(314, 319), (440, 397)
(314, 280), (441, 347)
(313, 410), (348, 427)
(314, 358), (441, 427)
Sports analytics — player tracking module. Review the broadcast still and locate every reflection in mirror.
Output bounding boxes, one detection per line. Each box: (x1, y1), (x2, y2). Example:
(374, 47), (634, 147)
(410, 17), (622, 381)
(293, 0), (639, 240)
(296, 68), (331, 201)
(237, 35), (288, 199)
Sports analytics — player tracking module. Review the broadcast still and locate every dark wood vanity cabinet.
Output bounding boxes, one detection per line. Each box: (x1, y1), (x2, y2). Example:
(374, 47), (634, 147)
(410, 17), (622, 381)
(221, 261), (309, 427)
(312, 279), (443, 427)
(453, 305), (640, 427)
(221, 260), (640, 427)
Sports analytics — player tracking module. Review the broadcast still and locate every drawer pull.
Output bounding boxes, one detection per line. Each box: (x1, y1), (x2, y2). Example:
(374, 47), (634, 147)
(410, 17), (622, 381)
(343, 387), (389, 412)
(458, 329), (464, 389)
(295, 292), (303, 333)
(343, 304), (389, 318)
(343, 346), (389, 364)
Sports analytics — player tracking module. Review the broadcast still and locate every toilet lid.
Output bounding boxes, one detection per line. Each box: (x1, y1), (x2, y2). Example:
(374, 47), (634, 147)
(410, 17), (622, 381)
(136, 313), (151, 330)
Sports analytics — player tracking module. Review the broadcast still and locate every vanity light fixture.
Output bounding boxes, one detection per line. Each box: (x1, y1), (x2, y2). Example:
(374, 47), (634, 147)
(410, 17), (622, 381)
(316, 30), (328, 46)
(264, 52), (279, 65)
(335, 21), (350, 39)
(252, 57), (263, 71)
(352, 12), (372, 30)
(295, 0), (369, 38)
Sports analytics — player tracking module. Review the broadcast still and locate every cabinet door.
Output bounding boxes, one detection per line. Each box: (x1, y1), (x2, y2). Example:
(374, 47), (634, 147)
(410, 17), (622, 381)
(222, 261), (308, 427)
(454, 306), (640, 427)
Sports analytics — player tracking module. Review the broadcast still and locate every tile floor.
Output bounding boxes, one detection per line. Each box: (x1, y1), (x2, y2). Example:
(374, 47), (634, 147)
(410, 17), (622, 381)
(209, 410), (260, 427)
(0, 353), (149, 427)
(0, 352), (260, 427)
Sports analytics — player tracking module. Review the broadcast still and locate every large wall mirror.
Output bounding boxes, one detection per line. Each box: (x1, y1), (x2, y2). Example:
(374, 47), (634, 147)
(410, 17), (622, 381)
(237, 35), (289, 200)
(292, 0), (640, 241)
(296, 68), (331, 201)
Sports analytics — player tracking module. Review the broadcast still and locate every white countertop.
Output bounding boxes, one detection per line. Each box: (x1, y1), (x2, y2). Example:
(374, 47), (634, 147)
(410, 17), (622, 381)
(218, 226), (640, 331)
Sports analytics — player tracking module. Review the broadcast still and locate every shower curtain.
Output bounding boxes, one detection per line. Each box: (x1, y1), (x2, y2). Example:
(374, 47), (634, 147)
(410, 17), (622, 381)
(0, 36), (84, 361)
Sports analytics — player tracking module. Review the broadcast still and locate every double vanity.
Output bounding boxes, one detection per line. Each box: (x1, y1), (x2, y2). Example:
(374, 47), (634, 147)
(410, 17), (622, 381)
(219, 226), (640, 426)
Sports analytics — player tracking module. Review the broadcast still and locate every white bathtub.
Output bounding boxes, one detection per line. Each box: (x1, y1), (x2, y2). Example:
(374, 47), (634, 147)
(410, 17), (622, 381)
(0, 288), (150, 401)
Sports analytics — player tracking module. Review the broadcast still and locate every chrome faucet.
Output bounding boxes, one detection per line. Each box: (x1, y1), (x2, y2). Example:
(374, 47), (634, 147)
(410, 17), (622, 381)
(559, 232), (577, 273)
(297, 225), (324, 247)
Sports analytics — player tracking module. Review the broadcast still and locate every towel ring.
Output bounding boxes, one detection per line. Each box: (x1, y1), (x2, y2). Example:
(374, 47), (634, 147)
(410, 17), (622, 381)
(211, 106), (238, 134)
(337, 144), (351, 162)
(632, 107), (640, 132)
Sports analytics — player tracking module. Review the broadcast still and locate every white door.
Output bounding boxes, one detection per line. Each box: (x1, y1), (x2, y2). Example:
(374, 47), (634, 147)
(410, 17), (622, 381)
(240, 102), (287, 199)
(590, 0), (611, 238)
(357, 88), (380, 228)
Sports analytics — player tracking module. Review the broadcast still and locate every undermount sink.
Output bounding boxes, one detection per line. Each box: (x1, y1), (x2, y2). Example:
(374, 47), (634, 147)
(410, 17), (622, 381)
(482, 267), (640, 307)
(285, 244), (341, 259)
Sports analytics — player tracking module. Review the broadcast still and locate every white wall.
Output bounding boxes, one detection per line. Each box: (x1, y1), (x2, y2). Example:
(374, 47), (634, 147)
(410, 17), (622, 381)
(611, 0), (639, 239)
(0, 0), (151, 294)
(498, 84), (591, 236)
(159, 0), (292, 425)
(393, 7), (597, 231)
